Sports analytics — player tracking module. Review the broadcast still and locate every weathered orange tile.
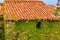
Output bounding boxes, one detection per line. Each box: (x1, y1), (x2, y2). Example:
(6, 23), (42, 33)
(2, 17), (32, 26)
(3, 1), (55, 20)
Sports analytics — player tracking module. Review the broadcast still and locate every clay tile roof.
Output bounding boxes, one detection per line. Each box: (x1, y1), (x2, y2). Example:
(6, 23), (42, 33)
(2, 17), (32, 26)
(5, 0), (42, 1)
(4, 1), (55, 20)
(0, 3), (3, 16)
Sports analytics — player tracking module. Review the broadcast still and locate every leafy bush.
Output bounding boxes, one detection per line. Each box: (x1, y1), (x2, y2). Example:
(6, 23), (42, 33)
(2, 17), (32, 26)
(5, 20), (60, 40)
(54, 7), (60, 16)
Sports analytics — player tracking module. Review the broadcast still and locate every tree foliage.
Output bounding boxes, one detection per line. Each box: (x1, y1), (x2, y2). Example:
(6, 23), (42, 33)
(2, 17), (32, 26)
(54, 7), (60, 16)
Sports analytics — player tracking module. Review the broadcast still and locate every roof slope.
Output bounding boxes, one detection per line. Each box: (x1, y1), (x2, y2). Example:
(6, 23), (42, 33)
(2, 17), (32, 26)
(4, 1), (55, 20)
(0, 3), (3, 16)
(5, 0), (42, 1)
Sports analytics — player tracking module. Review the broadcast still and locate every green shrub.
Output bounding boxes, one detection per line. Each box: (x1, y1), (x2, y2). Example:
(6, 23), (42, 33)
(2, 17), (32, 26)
(54, 7), (60, 16)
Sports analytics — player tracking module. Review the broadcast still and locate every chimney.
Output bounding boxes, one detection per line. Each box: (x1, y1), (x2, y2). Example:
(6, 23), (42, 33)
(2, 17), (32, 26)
(57, 0), (60, 6)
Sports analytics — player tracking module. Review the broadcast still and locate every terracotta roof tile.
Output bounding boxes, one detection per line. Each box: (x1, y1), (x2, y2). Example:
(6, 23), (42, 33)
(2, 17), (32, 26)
(4, 1), (55, 20)
(0, 3), (3, 16)
(5, 0), (42, 1)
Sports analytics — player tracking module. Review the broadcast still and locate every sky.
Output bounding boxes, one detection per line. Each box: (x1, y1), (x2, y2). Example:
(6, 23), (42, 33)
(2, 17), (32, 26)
(43, 0), (58, 5)
(0, 0), (58, 5)
(0, 0), (4, 3)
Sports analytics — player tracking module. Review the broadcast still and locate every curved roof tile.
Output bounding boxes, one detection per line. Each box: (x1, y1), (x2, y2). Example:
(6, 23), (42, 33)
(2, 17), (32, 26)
(5, 0), (42, 1)
(0, 3), (3, 16)
(4, 1), (55, 20)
